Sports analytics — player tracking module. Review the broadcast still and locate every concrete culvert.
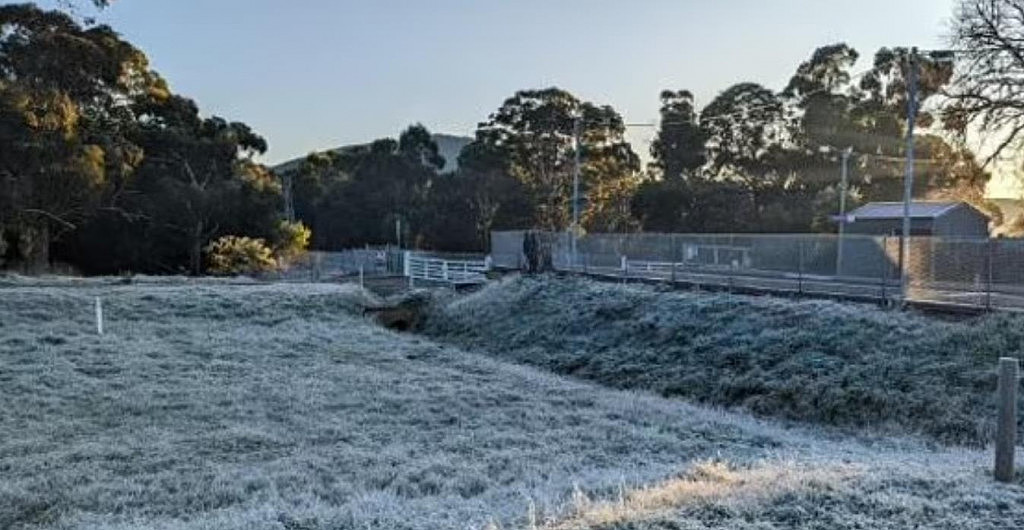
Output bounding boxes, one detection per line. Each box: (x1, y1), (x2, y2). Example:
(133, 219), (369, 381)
(364, 291), (432, 331)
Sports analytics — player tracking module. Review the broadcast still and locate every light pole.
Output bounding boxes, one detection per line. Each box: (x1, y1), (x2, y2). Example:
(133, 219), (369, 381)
(900, 47), (919, 302)
(898, 48), (955, 301)
(837, 147), (853, 276)
(282, 172), (295, 222)
(571, 114), (582, 269)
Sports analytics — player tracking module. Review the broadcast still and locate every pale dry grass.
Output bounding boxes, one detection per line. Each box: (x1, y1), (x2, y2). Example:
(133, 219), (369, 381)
(540, 461), (858, 530)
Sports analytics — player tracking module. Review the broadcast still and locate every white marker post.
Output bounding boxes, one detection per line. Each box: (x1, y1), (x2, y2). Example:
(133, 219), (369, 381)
(95, 297), (104, 336)
(404, 251), (413, 288)
(359, 264), (365, 290)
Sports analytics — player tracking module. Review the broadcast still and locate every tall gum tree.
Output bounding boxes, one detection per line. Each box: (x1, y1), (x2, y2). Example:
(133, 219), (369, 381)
(472, 87), (640, 232)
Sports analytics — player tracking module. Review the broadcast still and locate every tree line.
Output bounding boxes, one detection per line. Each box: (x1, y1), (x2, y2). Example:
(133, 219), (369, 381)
(2, 1), (1022, 274)
(289, 41), (998, 252)
(0, 3), (302, 274)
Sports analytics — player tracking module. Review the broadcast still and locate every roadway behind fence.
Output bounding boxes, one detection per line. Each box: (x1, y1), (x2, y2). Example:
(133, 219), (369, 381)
(491, 230), (1024, 311)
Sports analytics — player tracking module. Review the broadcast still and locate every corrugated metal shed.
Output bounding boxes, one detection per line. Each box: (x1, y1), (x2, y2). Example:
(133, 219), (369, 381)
(848, 201), (961, 220)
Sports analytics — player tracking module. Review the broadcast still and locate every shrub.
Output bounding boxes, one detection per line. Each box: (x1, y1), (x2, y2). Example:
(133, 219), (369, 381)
(205, 235), (276, 275)
(272, 220), (311, 266)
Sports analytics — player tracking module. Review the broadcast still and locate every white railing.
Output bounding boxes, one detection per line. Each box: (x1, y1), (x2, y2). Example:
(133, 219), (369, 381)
(404, 252), (491, 286)
(625, 258), (676, 278)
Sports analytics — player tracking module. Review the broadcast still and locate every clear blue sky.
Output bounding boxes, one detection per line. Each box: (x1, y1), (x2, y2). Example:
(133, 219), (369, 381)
(46, 0), (951, 166)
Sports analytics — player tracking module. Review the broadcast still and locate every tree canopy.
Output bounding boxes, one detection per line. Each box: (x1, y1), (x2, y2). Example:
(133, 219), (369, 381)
(628, 41), (996, 236)
(0, 3), (299, 274)
(470, 87), (640, 232)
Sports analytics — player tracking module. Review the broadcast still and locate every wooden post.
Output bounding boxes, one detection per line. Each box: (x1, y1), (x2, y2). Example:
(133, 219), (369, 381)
(996, 357), (1019, 483)
(95, 297), (104, 336)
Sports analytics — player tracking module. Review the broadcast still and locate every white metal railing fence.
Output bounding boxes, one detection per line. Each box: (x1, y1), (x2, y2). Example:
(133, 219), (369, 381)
(403, 252), (491, 286)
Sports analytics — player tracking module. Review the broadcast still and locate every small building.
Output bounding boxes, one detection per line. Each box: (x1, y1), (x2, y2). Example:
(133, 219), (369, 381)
(844, 201), (989, 238)
(837, 201), (990, 279)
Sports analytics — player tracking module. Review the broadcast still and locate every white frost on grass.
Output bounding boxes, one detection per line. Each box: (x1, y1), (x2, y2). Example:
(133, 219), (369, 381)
(0, 281), (1022, 529)
(425, 275), (1024, 446)
(0, 273), (270, 289)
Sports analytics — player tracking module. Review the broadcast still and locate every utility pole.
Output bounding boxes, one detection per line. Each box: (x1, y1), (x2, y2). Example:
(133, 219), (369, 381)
(282, 172), (295, 222)
(836, 147), (853, 276)
(901, 47), (919, 302)
(571, 114), (582, 268)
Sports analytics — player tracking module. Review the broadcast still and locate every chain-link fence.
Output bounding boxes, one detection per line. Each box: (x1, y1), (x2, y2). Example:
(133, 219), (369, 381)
(905, 238), (1024, 309)
(269, 247), (490, 290)
(267, 247), (406, 282)
(493, 230), (1024, 311)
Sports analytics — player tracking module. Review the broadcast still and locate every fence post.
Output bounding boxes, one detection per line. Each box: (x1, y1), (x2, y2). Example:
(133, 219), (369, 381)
(995, 357), (1018, 483)
(987, 239), (994, 311)
(359, 265), (364, 290)
(484, 255), (493, 272)
(667, 236), (677, 285)
(797, 238), (804, 297)
(880, 236), (888, 305)
(442, 261), (449, 282)
(672, 234), (680, 285)
(621, 255), (628, 283)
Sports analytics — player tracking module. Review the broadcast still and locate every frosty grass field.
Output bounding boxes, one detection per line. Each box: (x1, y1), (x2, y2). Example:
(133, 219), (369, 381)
(1, 276), (1024, 529)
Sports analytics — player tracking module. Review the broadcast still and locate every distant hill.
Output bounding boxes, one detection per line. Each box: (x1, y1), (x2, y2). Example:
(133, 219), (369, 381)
(272, 134), (473, 175)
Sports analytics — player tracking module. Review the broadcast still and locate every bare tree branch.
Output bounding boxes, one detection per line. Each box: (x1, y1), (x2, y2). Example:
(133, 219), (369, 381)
(949, 0), (1024, 159)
